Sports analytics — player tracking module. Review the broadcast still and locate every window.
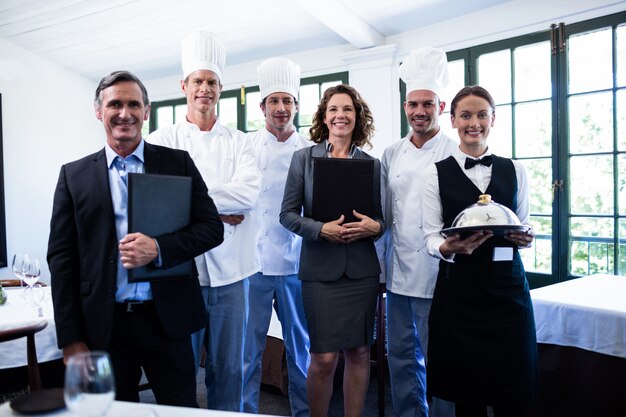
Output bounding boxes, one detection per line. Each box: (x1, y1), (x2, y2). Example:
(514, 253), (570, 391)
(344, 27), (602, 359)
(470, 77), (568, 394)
(400, 11), (626, 286)
(149, 72), (348, 136)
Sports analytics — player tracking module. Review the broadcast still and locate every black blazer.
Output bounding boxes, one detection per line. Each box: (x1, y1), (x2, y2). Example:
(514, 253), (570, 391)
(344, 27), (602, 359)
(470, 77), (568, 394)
(47, 142), (224, 350)
(280, 142), (384, 282)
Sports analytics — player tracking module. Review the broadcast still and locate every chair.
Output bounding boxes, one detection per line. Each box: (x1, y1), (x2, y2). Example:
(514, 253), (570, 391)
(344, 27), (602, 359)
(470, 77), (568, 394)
(0, 321), (48, 391)
(374, 284), (387, 417)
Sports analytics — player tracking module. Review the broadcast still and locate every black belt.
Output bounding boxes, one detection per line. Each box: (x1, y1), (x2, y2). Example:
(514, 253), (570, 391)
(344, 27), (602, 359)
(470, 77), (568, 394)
(116, 300), (154, 313)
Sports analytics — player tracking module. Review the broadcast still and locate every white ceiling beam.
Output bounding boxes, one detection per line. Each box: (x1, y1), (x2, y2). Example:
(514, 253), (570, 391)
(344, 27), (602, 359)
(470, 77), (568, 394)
(293, 0), (384, 49)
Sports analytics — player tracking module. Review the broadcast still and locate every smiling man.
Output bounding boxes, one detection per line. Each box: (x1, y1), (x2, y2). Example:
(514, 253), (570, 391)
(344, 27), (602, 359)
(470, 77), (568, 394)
(47, 70), (224, 407)
(379, 47), (457, 417)
(147, 31), (261, 412)
(243, 57), (311, 417)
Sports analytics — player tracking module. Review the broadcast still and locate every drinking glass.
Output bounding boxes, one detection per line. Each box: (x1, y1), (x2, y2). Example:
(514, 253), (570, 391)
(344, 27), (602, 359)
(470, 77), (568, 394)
(64, 351), (116, 417)
(23, 283), (46, 316)
(21, 256), (40, 288)
(11, 254), (27, 287)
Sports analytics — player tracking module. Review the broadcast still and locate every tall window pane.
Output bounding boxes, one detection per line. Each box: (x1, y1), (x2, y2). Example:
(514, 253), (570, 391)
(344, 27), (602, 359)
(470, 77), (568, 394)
(569, 28), (613, 93)
(618, 24), (626, 87)
(569, 92), (614, 154)
(218, 97), (238, 130)
(514, 100), (552, 158)
(174, 104), (187, 124)
(156, 106), (173, 129)
(490, 104), (512, 157)
(514, 41), (551, 101)
(245, 91), (264, 132)
(441, 59), (466, 141)
(570, 154), (614, 215)
(477, 49), (512, 104)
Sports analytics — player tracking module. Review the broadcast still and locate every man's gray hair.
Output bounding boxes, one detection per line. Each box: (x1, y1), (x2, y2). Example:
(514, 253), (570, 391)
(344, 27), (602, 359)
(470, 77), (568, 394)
(94, 70), (150, 108)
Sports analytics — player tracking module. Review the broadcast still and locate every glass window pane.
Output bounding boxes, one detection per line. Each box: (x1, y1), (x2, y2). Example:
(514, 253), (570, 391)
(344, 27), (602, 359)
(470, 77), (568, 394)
(441, 59), (465, 105)
(618, 24), (626, 88)
(477, 49), (512, 104)
(514, 41), (551, 101)
(519, 158), (552, 215)
(298, 84), (320, 128)
(568, 27), (613, 94)
(570, 217), (614, 275)
(321, 80), (343, 93)
(618, 154), (626, 216)
(490, 104), (512, 157)
(514, 100), (552, 158)
(570, 155), (614, 215)
(298, 126), (310, 138)
(569, 91), (614, 154)
(218, 97), (238, 130)
(174, 104), (187, 124)
(619, 219), (626, 275)
(618, 89), (626, 151)
(156, 106), (173, 129)
(246, 91), (264, 132)
(440, 111), (458, 144)
(522, 215), (551, 274)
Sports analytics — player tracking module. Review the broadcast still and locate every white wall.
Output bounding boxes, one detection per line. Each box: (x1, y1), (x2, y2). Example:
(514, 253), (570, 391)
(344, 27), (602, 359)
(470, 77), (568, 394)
(0, 38), (102, 282)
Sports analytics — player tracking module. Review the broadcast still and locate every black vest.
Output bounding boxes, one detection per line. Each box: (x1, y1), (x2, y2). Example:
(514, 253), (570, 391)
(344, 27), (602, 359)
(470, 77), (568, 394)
(435, 154), (519, 271)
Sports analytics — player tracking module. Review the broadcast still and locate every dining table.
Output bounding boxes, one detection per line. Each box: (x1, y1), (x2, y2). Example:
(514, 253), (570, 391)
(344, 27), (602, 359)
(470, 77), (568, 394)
(0, 399), (280, 417)
(0, 285), (62, 370)
(529, 274), (626, 417)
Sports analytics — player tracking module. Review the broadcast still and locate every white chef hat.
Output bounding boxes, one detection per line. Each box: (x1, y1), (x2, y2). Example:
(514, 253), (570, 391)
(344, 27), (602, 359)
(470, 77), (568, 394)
(399, 47), (449, 99)
(181, 30), (226, 81)
(257, 57), (301, 100)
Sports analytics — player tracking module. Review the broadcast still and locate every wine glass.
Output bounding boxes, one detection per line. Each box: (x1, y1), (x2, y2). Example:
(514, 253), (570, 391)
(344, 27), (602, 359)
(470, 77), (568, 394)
(64, 351), (116, 417)
(23, 283), (46, 316)
(21, 256), (40, 288)
(11, 254), (27, 287)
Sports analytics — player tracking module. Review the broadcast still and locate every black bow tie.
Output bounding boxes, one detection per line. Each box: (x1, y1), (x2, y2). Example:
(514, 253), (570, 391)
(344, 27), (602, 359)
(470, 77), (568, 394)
(464, 155), (493, 169)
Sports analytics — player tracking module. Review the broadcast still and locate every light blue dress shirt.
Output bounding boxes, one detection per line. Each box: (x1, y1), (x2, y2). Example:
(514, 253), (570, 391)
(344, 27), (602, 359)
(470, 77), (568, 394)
(105, 141), (152, 302)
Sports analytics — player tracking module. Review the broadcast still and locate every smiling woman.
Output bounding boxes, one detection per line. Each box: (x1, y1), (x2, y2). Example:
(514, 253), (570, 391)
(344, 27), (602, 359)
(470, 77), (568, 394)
(0, 94), (6, 267)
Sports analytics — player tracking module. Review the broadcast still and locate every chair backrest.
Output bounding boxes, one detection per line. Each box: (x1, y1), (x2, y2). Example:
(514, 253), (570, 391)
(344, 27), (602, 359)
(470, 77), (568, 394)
(0, 280), (47, 287)
(0, 321), (48, 391)
(0, 279), (22, 287)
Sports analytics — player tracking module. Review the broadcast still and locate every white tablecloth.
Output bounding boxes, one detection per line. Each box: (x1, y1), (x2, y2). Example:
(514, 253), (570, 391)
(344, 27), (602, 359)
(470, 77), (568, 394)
(530, 274), (626, 358)
(0, 399), (278, 416)
(0, 287), (62, 369)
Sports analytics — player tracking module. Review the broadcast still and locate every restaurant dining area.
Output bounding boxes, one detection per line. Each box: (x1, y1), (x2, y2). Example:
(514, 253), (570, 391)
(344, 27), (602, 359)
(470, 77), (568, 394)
(2, 1), (626, 416)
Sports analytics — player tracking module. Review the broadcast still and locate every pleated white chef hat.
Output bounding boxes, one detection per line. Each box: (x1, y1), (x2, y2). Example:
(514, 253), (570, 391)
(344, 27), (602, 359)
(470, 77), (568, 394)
(399, 47), (449, 99)
(181, 30), (226, 81)
(258, 57), (301, 100)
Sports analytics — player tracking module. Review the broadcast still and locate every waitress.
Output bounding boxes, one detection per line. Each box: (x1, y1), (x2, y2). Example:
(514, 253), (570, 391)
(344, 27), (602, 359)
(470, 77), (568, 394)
(421, 85), (537, 417)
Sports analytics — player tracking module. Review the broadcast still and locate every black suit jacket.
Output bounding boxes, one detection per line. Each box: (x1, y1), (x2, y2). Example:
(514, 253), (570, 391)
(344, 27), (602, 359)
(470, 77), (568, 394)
(47, 142), (224, 350)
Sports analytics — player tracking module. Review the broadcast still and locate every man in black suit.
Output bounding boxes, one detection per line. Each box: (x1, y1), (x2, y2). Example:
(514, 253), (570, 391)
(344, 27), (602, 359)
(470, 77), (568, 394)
(47, 70), (224, 407)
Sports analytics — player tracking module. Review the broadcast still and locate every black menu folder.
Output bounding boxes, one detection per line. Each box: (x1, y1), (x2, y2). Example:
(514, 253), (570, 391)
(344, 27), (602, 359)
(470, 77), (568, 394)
(127, 173), (193, 282)
(312, 157), (374, 223)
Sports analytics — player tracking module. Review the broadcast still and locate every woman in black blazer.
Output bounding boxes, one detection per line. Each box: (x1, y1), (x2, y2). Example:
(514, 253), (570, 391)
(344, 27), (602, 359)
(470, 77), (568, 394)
(280, 84), (384, 417)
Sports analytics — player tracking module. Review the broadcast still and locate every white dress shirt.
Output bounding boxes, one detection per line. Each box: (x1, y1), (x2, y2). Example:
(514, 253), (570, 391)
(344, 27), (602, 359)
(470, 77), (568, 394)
(147, 119), (262, 287)
(248, 128), (312, 276)
(380, 130), (458, 298)
(422, 147), (531, 261)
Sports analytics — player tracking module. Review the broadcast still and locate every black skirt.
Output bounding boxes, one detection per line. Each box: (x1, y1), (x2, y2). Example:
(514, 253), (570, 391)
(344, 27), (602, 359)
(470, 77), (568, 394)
(301, 274), (378, 353)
